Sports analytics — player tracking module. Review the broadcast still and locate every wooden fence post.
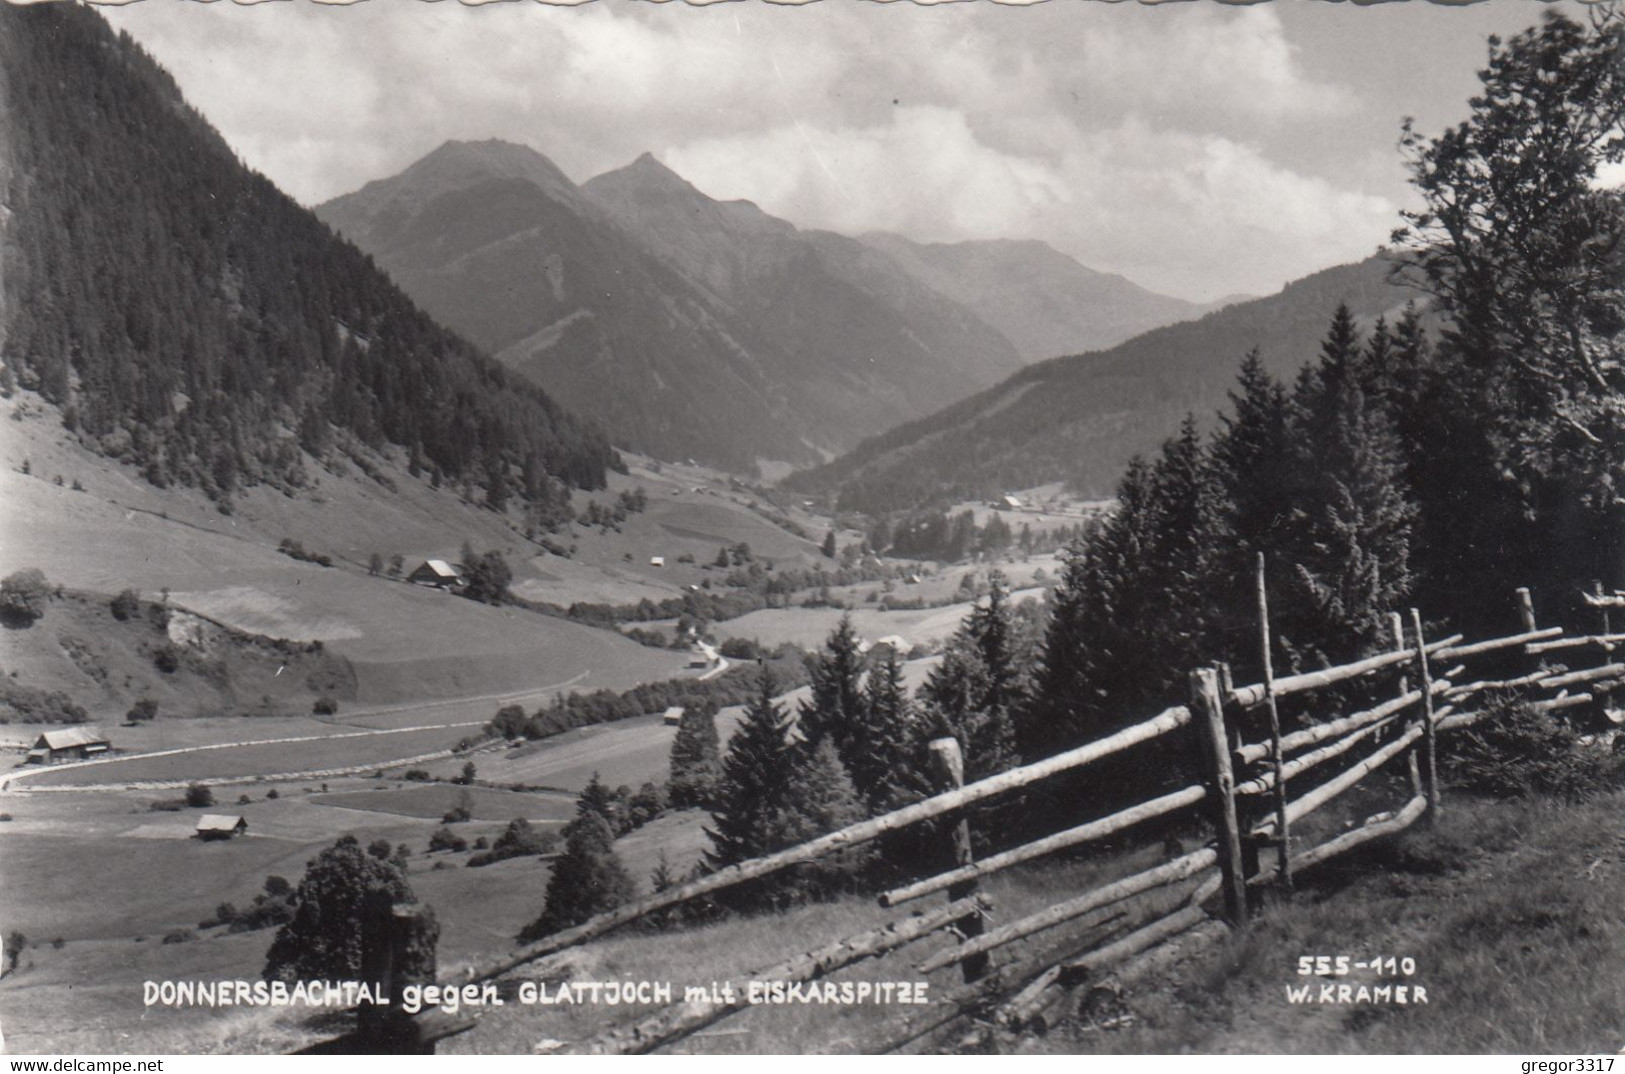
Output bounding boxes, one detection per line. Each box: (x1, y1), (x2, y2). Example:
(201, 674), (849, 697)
(1256, 553), (1291, 891)
(1391, 611), (1424, 798)
(1408, 609), (1440, 826)
(1516, 588), (1538, 634)
(928, 737), (988, 983)
(1191, 668), (1248, 925)
(356, 895), (441, 1054)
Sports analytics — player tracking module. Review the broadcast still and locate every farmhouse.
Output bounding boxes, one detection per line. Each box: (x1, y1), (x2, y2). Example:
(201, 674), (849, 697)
(662, 706), (685, 726)
(25, 726), (110, 764)
(195, 814), (248, 840)
(875, 634), (911, 654)
(408, 559), (464, 589)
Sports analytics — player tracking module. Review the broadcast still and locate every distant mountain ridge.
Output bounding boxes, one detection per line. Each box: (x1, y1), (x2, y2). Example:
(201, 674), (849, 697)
(319, 144), (1221, 476)
(581, 152), (1026, 441)
(320, 140), (821, 472)
(858, 233), (1213, 363)
(789, 255), (1426, 513)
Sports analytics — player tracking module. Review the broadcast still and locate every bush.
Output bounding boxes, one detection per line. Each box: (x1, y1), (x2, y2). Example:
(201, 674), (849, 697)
(237, 794), (251, 806)
(262, 835), (414, 983)
(5, 931), (27, 973)
(0, 679), (88, 725)
(467, 817), (555, 868)
(403, 769), (431, 782)
(427, 826), (468, 854)
(0, 568), (50, 626)
(1444, 692), (1625, 802)
(153, 646), (180, 674)
(185, 783), (215, 808)
(127, 698), (158, 723)
(110, 589), (141, 621)
(518, 814), (633, 941)
(266, 788), (280, 800)
(312, 697), (338, 716)
(161, 929), (194, 945)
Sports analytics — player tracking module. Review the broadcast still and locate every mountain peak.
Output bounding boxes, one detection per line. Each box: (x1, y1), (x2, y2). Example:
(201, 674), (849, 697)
(587, 151), (700, 199)
(381, 138), (580, 205)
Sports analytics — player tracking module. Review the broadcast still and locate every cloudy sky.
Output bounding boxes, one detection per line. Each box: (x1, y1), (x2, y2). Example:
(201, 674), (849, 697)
(105, 0), (1565, 302)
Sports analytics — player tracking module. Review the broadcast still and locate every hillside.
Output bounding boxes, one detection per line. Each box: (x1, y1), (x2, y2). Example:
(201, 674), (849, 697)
(0, 587), (355, 727)
(317, 140), (820, 473)
(0, 5), (614, 518)
(583, 154), (1024, 432)
(793, 255), (1424, 512)
(859, 233), (1210, 363)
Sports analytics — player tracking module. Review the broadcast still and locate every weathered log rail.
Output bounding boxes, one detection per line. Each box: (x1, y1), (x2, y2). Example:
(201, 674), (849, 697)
(309, 583), (1622, 1054)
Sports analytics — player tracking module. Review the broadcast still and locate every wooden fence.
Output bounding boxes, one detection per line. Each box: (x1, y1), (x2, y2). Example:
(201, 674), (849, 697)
(314, 580), (1623, 1054)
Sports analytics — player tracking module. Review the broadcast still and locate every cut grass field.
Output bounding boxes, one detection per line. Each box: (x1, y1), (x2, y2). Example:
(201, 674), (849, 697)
(20, 724), (470, 787)
(309, 783), (574, 824)
(714, 589), (1044, 653)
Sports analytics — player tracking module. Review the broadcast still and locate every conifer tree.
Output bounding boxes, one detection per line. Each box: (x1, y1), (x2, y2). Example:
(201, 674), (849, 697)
(667, 700), (723, 809)
(1210, 351), (1295, 673)
(918, 632), (1017, 785)
(1021, 537), (1098, 762)
(854, 649), (916, 813)
(706, 672), (795, 870)
(798, 615), (868, 770)
(572, 771), (622, 835)
(1280, 312), (1418, 662)
(773, 737), (870, 901)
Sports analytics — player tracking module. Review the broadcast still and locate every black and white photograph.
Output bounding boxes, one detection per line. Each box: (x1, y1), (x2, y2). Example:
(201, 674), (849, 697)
(0, 0), (1621, 1057)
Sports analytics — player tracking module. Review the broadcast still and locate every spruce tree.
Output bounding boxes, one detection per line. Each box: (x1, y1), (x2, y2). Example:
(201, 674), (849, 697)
(1210, 351), (1295, 674)
(706, 672), (795, 871)
(572, 771), (622, 835)
(666, 701), (723, 809)
(1021, 538), (1097, 762)
(1281, 312), (1418, 662)
(918, 632), (1017, 785)
(855, 649), (916, 813)
(772, 737), (870, 902)
(798, 615), (868, 773)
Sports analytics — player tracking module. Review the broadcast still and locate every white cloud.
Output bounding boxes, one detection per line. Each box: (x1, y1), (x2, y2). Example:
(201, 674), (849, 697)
(103, 0), (1406, 299)
(668, 106), (1068, 241)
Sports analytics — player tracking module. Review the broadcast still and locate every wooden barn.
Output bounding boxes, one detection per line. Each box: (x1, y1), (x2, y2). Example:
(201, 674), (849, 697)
(24, 726), (110, 764)
(195, 814), (248, 840)
(407, 559), (464, 589)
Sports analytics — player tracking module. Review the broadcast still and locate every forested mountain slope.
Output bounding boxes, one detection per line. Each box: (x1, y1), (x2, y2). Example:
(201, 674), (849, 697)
(0, 5), (615, 519)
(793, 255), (1423, 512)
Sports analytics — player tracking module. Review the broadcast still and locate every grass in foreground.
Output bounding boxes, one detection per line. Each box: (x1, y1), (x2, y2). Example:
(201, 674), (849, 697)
(1030, 789), (1625, 1054)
